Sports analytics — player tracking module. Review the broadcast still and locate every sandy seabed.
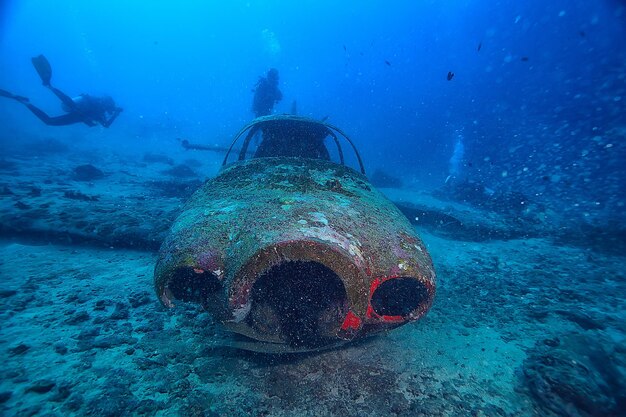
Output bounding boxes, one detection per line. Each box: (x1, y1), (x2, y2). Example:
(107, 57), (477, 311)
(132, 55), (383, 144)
(1, 231), (624, 417)
(0, 143), (624, 416)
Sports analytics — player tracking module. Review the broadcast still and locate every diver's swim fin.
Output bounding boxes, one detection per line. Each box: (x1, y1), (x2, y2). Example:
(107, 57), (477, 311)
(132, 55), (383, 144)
(31, 54), (52, 86)
(0, 88), (29, 103)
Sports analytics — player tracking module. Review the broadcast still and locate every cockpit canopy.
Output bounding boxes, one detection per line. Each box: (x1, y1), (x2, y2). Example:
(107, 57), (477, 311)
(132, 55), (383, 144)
(222, 115), (366, 175)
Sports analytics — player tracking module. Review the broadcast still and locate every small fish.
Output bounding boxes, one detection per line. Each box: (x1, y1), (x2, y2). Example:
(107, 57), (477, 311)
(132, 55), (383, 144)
(521, 56), (529, 62)
(384, 60), (391, 66)
(343, 45), (347, 52)
(579, 30), (586, 37)
(447, 71), (455, 81)
(477, 42), (482, 52)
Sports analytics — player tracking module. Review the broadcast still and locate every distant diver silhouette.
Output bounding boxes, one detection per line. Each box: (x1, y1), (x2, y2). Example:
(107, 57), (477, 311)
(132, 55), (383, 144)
(181, 71), (329, 161)
(252, 68), (282, 118)
(0, 54), (123, 128)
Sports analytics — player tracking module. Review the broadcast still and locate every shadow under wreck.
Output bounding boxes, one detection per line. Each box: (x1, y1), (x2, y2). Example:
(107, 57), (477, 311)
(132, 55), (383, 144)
(154, 115), (436, 352)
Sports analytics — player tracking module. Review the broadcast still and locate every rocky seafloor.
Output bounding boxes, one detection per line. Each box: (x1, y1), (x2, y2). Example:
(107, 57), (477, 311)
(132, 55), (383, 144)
(0, 139), (625, 417)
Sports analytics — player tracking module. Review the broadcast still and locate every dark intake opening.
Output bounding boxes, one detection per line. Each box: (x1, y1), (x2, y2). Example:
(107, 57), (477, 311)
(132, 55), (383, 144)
(167, 266), (221, 304)
(248, 261), (348, 348)
(370, 277), (429, 317)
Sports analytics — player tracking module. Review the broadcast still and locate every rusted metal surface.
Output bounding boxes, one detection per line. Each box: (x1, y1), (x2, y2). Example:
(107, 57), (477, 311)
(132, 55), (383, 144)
(155, 135), (436, 352)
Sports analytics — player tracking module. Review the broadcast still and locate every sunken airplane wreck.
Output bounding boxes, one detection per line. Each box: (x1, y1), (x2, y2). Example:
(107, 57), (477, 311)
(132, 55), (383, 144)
(154, 115), (436, 352)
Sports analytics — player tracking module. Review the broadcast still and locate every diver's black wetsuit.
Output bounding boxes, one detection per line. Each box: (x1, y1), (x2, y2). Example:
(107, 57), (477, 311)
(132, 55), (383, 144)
(252, 68), (282, 118)
(0, 55), (122, 128)
(22, 91), (121, 127)
(24, 106), (87, 126)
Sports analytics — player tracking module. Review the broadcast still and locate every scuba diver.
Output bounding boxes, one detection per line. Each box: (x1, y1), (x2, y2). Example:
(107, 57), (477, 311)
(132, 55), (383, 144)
(0, 55), (123, 128)
(182, 69), (330, 161)
(252, 68), (282, 118)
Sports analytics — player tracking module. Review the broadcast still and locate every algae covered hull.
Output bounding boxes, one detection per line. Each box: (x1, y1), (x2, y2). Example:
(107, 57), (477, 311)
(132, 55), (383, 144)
(154, 156), (436, 351)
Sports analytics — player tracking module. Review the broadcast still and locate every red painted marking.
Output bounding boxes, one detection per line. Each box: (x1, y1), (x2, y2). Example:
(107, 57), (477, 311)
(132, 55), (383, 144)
(381, 315), (405, 323)
(341, 311), (361, 330)
(366, 278), (382, 319)
(369, 276), (400, 295)
(369, 277), (382, 295)
(367, 276), (406, 321)
(193, 268), (205, 274)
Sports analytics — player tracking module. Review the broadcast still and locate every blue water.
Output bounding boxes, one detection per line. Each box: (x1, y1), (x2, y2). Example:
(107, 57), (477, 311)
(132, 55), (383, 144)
(2, 1), (623, 185)
(1, 1), (625, 416)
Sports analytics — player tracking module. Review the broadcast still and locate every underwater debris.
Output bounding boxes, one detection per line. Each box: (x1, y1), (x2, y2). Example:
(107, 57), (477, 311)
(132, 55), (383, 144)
(8, 343), (30, 356)
(161, 164), (197, 178)
(180, 139), (230, 153)
(63, 190), (99, 202)
(72, 164), (104, 181)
